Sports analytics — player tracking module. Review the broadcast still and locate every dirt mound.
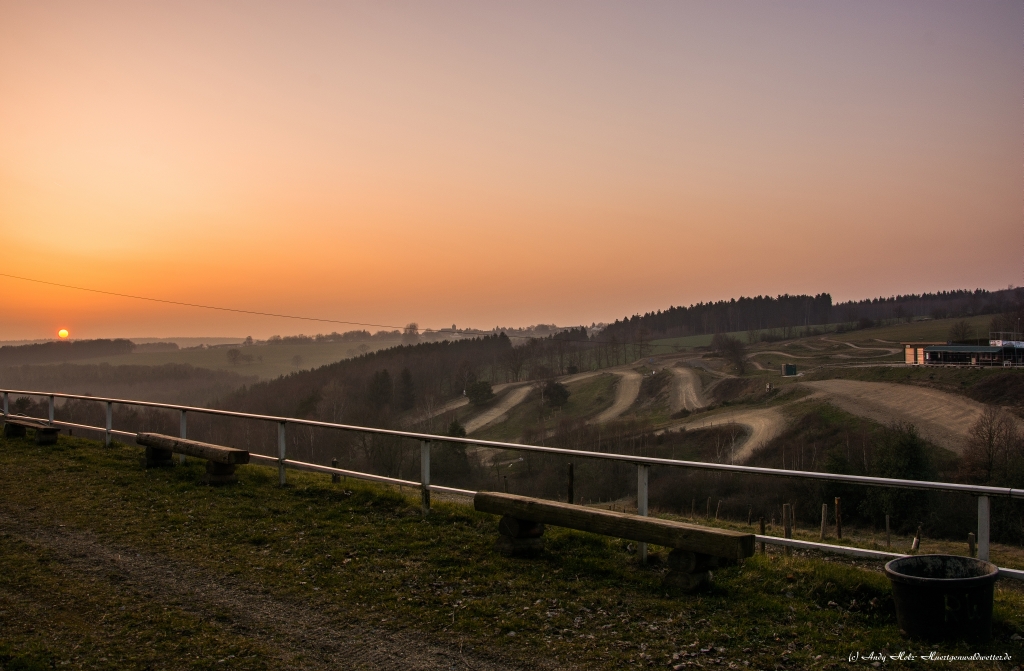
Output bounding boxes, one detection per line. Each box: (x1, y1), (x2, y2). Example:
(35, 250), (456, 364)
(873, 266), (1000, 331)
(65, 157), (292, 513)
(708, 377), (765, 404)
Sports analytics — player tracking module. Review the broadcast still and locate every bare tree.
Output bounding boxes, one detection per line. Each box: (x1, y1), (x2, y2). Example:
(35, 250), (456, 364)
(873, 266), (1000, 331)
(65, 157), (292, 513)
(948, 320), (973, 343)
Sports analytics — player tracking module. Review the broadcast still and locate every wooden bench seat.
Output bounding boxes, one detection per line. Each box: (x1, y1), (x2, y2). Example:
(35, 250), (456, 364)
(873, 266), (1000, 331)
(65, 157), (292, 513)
(475, 492), (755, 591)
(136, 433), (250, 485)
(3, 415), (59, 445)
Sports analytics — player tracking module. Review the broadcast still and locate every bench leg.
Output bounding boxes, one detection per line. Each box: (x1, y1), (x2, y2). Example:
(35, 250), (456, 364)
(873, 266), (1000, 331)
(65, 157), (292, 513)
(663, 549), (716, 593)
(204, 461), (238, 485)
(142, 446), (174, 468)
(3, 423), (27, 439)
(496, 514), (545, 556)
(35, 429), (59, 446)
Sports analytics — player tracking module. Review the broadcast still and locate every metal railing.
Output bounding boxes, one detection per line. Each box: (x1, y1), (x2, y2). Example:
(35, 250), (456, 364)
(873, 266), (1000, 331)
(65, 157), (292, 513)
(3, 388), (1023, 580)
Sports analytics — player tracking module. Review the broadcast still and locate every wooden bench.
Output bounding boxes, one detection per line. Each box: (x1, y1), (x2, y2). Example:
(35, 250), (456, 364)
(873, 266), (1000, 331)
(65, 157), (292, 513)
(475, 492), (755, 591)
(2, 415), (60, 445)
(136, 433), (250, 485)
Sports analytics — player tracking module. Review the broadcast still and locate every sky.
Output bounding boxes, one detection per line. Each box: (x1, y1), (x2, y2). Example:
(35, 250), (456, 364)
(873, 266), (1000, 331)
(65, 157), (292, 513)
(0, 1), (1020, 340)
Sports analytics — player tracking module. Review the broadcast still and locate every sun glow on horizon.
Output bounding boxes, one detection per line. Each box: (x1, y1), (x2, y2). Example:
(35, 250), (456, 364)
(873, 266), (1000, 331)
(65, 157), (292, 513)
(58, 329), (69, 339)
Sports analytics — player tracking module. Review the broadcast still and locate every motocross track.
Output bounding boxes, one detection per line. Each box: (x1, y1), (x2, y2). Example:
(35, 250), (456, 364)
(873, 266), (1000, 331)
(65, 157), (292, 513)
(669, 367), (706, 413)
(590, 370), (643, 424)
(801, 379), (995, 453)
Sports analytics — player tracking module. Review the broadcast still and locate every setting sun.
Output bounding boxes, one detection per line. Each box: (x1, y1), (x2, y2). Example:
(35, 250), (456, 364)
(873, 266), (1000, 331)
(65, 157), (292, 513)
(58, 329), (69, 339)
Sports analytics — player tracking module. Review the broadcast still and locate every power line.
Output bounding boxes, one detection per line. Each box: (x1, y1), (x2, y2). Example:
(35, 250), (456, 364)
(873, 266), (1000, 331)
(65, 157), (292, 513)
(0, 271), (628, 345)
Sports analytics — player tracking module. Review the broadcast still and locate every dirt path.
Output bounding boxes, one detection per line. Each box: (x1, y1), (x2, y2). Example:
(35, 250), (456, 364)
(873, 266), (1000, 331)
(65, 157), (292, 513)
(0, 513), (525, 671)
(669, 367), (706, 413)
(820, 338), (901, 354)
(590, 370), (642, 424)
(670, 408), (786, 463)
(801, 379), (995, 453)
(465, 384), (533, 434)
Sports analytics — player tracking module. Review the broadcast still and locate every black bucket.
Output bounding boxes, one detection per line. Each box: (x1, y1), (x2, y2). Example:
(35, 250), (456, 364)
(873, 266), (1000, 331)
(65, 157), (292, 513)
(884, 554), (999, 642)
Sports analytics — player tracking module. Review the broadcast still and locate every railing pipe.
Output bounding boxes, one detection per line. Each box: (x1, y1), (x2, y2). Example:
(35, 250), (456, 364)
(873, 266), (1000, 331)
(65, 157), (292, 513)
(277, 422), (287, 486)
(637, 464), (649, 564)
(420, 440), (431, 515)
(978, 496), (991, 562)
(105, 402), (112, 447)
(1, 388), (1023, 500)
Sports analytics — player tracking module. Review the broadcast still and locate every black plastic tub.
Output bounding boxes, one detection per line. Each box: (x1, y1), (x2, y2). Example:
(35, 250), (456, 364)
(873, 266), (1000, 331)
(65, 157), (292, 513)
(884, 554), (999, 642)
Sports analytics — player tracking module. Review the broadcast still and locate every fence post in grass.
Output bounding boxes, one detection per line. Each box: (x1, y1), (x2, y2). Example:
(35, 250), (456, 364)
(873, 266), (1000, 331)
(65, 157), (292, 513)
(637, 464), (649, 564)
(886, 515), (891, 548)
(105, 402), (112, 447)
(783, 503), (792, 557)
(567, 462), (574, 504)
(277, 421), (287, 486)
(759, 517), (766, 555)
(968, 532), (976, 558)
(715, 500), (721, 520)
(332, 458), (340, 484)
(691, 499), (695, 519)
(420, 440), (430, 515)
(178, 410), (187, 464)
(835, 497), (843, 540)
(706, 497), (711, 519)
(48, 395), (54, 425)
(977, 496), (990, 561)
(820, 504), (827, 540)
(748, 505), (752, 525)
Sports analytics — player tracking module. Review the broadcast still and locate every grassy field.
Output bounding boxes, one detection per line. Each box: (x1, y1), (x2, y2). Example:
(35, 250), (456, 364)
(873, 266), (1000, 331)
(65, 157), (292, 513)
(72, 340), (398, 380)
(1, 433), (1022, 670)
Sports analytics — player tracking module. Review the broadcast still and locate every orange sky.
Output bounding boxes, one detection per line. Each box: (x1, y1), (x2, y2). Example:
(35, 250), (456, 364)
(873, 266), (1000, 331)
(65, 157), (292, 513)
(1, 1), (1020, 340)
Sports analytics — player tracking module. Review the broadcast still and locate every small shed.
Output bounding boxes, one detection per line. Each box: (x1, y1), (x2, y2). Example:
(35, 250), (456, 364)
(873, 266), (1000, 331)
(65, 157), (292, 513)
(781, 364), (797, 377)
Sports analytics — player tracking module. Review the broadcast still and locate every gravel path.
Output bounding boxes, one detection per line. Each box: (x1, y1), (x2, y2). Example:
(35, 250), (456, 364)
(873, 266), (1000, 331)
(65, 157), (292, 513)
(666, 407), (786, 463)
(465, 384), (533, 434)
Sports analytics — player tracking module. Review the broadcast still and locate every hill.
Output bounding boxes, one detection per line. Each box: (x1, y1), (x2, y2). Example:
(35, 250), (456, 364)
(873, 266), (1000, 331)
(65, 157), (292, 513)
(1, 432), (1020, 669)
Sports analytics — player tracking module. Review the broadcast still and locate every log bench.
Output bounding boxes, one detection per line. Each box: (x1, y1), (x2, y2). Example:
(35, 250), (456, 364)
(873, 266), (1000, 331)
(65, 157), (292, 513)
(136, 433), (249, 485)
(2, 415), (59, 445)
(475, 492), (755, 591)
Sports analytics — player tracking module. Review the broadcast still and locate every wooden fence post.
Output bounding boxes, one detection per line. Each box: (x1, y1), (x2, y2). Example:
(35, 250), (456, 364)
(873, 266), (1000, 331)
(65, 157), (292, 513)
(820, 503), (827, 540)
(783, 503), (792, 557)
(759, 517), (766, 555)
(886, 515), (891, 548)
(332, 458), (340, 484)
(968, 532), (976, 558)
(567, 462), (574, 504)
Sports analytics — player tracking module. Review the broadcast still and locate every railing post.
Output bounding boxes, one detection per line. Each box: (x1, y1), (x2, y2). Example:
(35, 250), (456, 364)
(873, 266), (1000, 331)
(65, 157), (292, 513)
(420, 440), (431, 515)
(48, 395), (54, 425)
(977, 495), (990, 562)
(278, 421), (287, 486)
(2, 392), (8, 417)
(105, 402), (112, 447)
(637, 464), (649, 564)
(178, 410), (187, 463)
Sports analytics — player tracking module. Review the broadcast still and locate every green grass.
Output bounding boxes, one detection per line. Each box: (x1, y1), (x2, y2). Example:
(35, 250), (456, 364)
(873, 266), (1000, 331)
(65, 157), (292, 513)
(1, 434), (1022, 669)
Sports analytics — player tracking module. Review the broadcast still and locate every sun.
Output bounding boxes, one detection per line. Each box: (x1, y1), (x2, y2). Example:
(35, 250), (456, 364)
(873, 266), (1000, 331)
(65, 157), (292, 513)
(58, 329), (69, 339)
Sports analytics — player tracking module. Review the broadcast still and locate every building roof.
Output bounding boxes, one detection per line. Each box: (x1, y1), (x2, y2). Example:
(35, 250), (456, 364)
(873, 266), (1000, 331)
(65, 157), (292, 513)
(924, 345), (1001, 353)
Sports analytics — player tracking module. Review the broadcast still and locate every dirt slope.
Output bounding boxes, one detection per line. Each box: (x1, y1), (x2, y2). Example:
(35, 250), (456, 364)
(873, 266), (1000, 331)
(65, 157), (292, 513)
(801, 379), (994, 453)
(465, 384), (533, 434)
(590, 370), (642, 424)
(669, 367), (706, 413)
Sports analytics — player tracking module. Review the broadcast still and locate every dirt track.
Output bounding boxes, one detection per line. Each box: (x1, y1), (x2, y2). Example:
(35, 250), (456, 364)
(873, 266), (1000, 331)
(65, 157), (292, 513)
(801, 379), (991, 453)
(0, 513), (525, 671)
(672, 408), (786, 463)
(591, 370), (642, 424)
(669, 367), (706, 412)
(465, 384), (533, 434)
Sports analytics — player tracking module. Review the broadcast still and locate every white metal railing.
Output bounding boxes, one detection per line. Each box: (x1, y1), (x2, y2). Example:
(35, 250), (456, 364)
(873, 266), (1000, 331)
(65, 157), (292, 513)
(3, 388), (1023, 579)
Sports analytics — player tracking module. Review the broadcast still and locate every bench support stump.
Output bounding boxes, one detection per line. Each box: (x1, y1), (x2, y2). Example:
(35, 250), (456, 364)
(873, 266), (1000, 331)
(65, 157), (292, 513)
(496, 514), (545, 556)
(204, 461), (238, 485)
(143, 446), (174, 468)
(663, 549), (717, 592)
(3, 423), (27, 439)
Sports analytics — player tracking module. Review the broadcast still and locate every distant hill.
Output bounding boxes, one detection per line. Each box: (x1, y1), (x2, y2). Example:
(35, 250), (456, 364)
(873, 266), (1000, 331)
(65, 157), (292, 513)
(0, 339), (135, 366)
